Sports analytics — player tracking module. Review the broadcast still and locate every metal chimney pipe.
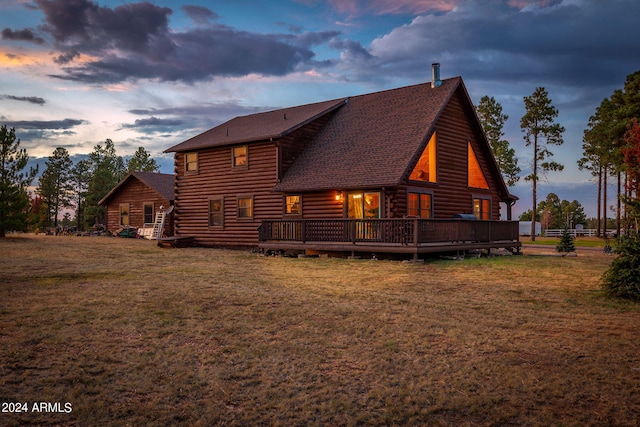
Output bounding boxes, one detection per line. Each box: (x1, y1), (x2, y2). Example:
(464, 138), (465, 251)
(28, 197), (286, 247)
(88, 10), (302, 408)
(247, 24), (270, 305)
(431, 63), (442, 88)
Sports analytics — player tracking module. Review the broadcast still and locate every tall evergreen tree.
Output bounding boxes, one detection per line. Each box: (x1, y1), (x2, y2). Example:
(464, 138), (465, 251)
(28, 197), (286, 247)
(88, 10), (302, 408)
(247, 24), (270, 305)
(521, 87), (565, 240)
(617, 71), (640, 230)
(580, 97), (619, 237)
(37, 147), (73, 229)
(476, 95), (521, 186)
(85, 139), (125, 228)
(0, 125), (38, 237)
(560, 199), (587, 228)
(580, 71), (640, 237)
(537, 192), (562, 229)
(127, 147), (159, 172)
(70, 159), (91, 231)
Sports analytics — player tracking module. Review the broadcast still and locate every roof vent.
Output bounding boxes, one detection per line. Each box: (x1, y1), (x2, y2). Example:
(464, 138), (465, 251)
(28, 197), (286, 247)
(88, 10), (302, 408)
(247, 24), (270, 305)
(431, 63), (442, 88)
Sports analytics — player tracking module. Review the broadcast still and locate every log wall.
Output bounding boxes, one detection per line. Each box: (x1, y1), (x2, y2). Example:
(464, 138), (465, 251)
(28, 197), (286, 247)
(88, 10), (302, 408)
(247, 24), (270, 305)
(393, 89), (502, 220)
(174, 141), (281, 247)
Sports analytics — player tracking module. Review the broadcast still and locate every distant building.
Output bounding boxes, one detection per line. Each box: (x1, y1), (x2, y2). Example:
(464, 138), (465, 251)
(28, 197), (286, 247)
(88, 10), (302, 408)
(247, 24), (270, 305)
(99, 172), (174, 237)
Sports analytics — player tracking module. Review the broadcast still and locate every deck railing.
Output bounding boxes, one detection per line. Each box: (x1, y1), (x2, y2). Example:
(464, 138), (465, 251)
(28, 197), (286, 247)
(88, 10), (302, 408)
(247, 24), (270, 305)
(258, 218), (519, 246)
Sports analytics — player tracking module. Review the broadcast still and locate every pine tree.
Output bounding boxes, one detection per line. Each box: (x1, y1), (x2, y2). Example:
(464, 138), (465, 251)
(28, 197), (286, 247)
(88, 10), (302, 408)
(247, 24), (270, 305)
(70, 159), (91, 231)
(0, 125), (38, 237)
(127, 147), (159, 172)
(521, 87), (565, 241)
(37, 147), (73, 229)
(476, 95), (521, 186)
(85, 139), (125, 228)
(556, 227), (575, 253)
(602, 231), (640, 301)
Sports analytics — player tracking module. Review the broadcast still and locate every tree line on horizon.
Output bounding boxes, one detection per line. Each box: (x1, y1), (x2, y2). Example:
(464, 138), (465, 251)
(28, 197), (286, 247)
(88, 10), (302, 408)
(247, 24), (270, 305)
(0, 132), (159, 236)
(1, 71), (639, 239)
(475, 70), (640, 240)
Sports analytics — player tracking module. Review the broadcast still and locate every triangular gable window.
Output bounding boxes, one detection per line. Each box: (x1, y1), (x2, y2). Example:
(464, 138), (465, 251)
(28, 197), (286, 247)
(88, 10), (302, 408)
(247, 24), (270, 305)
(409, 132), (437, 183)
(468, 142), (489, 189)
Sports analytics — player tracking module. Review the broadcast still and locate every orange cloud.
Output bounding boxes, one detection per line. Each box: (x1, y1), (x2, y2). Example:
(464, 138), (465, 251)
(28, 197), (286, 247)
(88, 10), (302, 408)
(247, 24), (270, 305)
(0, 50), (42, 67)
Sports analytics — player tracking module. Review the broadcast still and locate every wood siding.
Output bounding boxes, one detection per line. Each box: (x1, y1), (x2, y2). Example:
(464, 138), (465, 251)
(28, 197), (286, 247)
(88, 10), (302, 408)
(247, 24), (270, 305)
(300, 192), (345, 219)
(104, 179), (173, 236)
(174, 141), (280, 247)
(394, 89), (502, 220)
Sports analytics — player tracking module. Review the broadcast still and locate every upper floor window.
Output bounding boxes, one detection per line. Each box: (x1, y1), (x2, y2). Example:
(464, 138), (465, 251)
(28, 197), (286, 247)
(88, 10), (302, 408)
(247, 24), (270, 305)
(468, 142), (489, 189)
(285, 195), (301, 215)
(409, 132), (437, 183)
(233, 146), (247, 168)
(185, 152), (198, 173)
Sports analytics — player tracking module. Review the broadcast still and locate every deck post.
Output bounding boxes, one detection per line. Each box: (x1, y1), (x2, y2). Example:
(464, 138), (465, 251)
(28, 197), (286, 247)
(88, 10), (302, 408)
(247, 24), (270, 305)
(413, 218), (419, 246)
(301, 220), (306, 243)
(489, 221), (493, 242)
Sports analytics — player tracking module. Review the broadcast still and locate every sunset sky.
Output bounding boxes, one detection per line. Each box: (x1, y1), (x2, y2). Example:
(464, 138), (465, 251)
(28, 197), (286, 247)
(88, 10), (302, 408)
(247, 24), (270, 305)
(1, 0), (639, 217)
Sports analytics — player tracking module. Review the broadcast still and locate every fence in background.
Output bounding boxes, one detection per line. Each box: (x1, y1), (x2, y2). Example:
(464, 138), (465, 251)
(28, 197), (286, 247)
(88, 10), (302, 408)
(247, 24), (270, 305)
(543, 229), (599, 237)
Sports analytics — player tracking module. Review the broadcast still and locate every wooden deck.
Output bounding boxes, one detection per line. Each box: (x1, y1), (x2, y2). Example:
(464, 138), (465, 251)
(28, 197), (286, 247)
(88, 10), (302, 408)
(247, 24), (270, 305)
(258, 218), (521, 258)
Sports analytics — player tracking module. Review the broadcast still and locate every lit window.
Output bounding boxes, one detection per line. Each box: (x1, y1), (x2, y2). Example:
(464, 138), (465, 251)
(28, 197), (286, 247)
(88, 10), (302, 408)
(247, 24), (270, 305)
(348, 192), (380, 218)
(209, 198), (223, 227)
(237, 196), (253, 219)
(185, 152), (198, 173)
(409, 132), (437, 182)
(468, 142), (489, 189)
(473, 197), (491, 220)
(119, 204), (129, 226)
(285, 195), (301, 215)
(408, 193), (432, 218)
(233, 146), (247, 167)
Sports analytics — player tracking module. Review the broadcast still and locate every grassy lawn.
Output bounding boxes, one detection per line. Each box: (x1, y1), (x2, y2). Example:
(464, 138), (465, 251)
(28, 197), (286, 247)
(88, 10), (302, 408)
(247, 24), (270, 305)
(1, 235), (639, 426)
(521, 236), (609, 248)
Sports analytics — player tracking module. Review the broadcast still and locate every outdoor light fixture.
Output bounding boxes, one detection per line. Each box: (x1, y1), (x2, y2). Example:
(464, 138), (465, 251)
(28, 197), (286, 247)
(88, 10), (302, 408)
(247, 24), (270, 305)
(335, 191), (343, 202)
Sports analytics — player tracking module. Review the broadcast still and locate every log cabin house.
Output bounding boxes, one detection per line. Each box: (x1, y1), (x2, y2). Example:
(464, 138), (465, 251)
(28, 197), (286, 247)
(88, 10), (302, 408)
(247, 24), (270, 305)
(98, 171), (174, 237)
(165, 66), (520, 258)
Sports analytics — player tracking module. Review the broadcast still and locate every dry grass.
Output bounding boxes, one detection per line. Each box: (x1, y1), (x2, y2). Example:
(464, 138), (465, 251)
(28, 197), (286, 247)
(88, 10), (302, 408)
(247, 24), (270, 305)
(1, 235), (639, 426)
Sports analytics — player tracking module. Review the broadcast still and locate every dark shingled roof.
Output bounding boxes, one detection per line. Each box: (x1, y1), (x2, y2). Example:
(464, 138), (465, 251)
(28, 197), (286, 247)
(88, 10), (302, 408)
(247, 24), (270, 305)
(164, 98), (347, 153)
(274, 77), (462, 192)
(98, 172), (175, 205)
(162, 76), (514, 201)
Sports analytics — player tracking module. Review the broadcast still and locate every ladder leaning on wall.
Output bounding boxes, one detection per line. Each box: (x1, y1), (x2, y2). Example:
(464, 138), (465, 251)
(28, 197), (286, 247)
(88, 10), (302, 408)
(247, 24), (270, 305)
(151, 211), (166, 240)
